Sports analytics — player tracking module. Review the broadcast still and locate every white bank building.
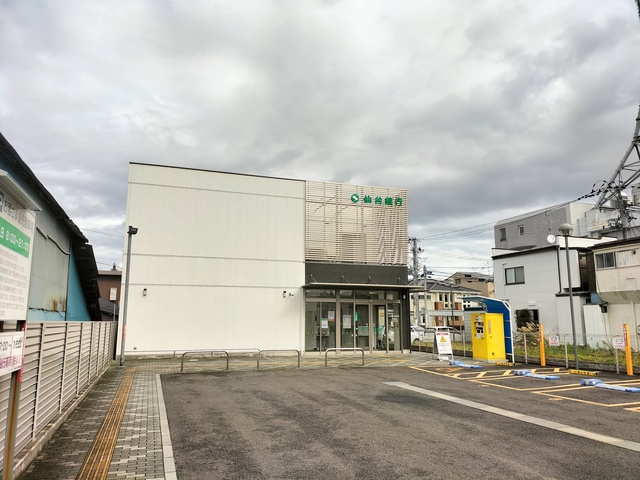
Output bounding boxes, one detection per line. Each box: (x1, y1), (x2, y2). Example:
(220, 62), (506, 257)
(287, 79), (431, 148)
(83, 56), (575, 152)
(118, 163), (414, 356)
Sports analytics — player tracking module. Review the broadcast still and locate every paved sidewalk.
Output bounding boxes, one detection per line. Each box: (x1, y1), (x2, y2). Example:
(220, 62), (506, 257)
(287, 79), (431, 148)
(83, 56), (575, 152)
(15, 351), (458, 479)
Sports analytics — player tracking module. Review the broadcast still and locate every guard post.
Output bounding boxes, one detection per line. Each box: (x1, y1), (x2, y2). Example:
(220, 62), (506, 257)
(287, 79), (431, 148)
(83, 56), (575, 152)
(623, 324), (634, 376)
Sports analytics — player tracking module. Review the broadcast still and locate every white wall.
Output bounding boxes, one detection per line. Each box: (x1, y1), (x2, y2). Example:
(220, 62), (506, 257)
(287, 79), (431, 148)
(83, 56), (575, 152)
(495, 249), (568, 333)
(605, 303), (640, 350)
(119, 164), (306, 353)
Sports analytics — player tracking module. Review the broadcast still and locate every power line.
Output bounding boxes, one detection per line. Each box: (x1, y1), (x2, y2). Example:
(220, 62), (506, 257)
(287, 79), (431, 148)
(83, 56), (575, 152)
(422, 249), (489, 261)
(418, 222), (495, 241)
(81, 228), (124, 239)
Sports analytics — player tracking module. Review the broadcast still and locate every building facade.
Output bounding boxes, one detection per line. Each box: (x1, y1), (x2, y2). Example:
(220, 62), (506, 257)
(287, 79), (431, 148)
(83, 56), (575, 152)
(415, 280), (480, 329)
(591, 238), (640, 350)
(493, 235), (614, 339)
(0, 133), (101, 322)
(445, 271), (494, 298)
(98, 266), (121, 321)
(119, 163), (414, 355)
(494, 202), (594, 251)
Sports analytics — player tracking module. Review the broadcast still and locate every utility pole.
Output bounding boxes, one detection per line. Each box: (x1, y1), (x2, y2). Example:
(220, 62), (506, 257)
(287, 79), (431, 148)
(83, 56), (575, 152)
(409, 238), (422, 325)
(423, 265), (430, 327)
(450, 284), (455, 328)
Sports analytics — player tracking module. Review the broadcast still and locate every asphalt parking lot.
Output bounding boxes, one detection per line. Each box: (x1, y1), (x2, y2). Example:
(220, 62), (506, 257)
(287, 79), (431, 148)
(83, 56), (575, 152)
(160, 364), (640, 479)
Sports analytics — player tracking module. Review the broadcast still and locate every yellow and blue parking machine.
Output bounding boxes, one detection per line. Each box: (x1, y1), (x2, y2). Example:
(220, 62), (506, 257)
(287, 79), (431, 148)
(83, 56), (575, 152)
(470, 312), (506, 362)
(464, 296), (514, 363)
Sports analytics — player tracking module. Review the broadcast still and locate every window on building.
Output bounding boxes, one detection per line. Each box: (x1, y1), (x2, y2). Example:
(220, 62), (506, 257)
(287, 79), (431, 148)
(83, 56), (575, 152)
(515, 309), (539, 328)
(615, 249), (640, 268)
(518, 225), (525, 235)
(595, 252), (615, 269)
(505, 266), (525, 285)
(499, 228), (506, 242)
(579, 252), (589, 291)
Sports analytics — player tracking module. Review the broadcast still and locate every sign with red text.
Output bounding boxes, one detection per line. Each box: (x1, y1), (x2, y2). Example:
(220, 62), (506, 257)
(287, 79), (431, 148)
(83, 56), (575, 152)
(0, 331), (25, 376)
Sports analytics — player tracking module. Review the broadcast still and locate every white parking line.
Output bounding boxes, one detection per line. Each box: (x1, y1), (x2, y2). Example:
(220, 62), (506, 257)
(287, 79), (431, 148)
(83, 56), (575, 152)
(384, 381), (640, 452)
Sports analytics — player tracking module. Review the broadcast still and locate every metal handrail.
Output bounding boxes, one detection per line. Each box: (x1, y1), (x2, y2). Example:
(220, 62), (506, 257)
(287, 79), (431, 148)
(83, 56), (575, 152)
(257, 350), (301, 369)
(181, 348), (301, 372)
(180, 350), (230, 372)
(324, 348), (365, 367)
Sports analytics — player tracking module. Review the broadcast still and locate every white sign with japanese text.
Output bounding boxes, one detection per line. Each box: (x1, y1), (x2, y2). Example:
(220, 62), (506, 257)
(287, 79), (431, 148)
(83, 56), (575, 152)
(0, 330), (25, 376)
(0, 189), (36, 320)
(435, 331), (453, 355)
(612, 337), (625, 349)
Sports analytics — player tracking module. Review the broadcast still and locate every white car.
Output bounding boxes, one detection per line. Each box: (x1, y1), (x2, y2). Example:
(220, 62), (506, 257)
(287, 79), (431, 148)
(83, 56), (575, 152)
(410, 325), (426, 344)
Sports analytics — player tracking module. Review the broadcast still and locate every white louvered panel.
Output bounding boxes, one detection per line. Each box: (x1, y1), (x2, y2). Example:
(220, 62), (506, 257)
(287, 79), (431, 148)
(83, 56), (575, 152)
(15, 323), (42, 452)
(306, 181), (407, 265)
(2, 321), (118, 460)
(61, 324), (82, 409)
(77, 323), (92, 391)
(32, 323), (66, 438)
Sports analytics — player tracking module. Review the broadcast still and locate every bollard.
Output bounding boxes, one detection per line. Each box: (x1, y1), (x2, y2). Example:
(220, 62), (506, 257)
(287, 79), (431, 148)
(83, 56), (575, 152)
(623, 324), (634, 376)
(539, 324), (546, 367)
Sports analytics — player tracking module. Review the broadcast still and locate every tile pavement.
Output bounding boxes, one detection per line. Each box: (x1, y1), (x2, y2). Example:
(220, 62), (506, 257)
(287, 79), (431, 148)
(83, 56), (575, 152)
(15, 351), (450, 479)
(18, 364), (171, 480)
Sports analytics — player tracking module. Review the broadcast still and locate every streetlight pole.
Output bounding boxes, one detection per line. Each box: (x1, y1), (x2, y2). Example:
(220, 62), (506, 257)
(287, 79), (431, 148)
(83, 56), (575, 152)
(119, 226), (138, 367)
(558, 223), (578, 369)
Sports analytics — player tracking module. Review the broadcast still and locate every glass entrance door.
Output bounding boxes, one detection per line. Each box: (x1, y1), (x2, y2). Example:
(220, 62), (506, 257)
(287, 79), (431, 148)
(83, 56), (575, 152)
(387, 303), (401, 351)
(340, 302), (355, 348)
(305, 301), (336, 351)
(373, 304), (386, 351)
(355, 304), (370, 350)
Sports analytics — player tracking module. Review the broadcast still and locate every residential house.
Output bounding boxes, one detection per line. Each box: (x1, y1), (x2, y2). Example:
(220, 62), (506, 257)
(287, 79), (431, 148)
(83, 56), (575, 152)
(446, 271), (494, 298)
(98, 264), (121, 321)
(591, 238), (640, 350)
(414, 279), (480, 329)
(493, 235), (614, 339)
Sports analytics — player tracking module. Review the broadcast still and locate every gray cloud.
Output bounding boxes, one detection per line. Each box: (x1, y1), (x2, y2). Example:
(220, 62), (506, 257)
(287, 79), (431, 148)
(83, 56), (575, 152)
(0, 0), (638, 274)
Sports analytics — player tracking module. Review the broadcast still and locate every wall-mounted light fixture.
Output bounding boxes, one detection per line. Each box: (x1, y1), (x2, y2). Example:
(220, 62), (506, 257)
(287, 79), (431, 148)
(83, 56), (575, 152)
(283, 290), (287, 298)
(143, 288), (147, 296)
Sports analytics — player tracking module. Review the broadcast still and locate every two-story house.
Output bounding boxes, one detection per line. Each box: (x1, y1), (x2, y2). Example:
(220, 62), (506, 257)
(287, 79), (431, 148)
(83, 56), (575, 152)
(414, 280), (480, 329)
(493, 235), (615, 341)
(445, 271), (494, 298)
(98, 264), (122, 321)
(591, 238), (640, 350)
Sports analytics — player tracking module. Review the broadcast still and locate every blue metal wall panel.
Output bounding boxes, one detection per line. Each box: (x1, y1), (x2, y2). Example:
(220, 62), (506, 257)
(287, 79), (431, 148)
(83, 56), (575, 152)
(66, 251), (90, 320)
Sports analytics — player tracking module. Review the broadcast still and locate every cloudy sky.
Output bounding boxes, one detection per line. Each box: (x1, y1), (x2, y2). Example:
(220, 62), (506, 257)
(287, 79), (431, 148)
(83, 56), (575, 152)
(1, 0), (639, 277)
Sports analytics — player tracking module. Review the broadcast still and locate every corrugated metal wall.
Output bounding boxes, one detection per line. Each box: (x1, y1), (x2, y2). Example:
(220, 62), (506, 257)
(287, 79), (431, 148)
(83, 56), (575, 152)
(0, 321), (116, 472)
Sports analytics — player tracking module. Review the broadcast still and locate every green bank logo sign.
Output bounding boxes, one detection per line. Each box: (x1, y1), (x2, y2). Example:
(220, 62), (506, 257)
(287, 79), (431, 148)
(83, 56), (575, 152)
(351, 194), (403, 207)
(0, 217), (30, 258)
